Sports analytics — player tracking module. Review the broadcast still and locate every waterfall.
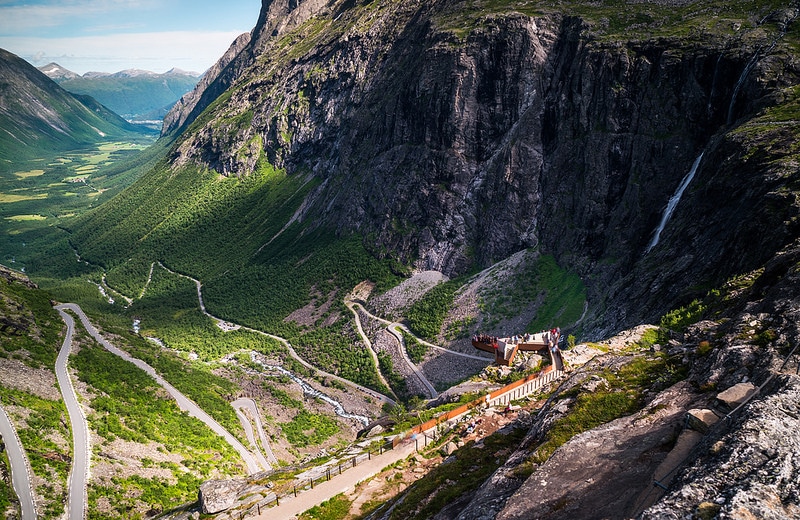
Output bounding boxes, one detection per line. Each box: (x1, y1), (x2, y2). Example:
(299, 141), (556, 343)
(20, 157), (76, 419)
(707, 54), (723, 116)
(727, 52), (759, 126)
(250, 352), (370, 426)
(646, 152), (704, 253)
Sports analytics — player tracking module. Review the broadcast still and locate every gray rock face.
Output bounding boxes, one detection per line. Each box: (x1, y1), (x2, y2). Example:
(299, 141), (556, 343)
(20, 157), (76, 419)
(163, 0), (332, 136)
(641, 376), (800, 520)
(161, 31), (251, 136)
(491, 382), (702, 520)
(198, 479), (249, 514)
(169, 0), (800, 337)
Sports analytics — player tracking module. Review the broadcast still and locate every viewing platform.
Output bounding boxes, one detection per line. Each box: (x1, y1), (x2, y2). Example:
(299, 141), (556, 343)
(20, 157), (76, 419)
(472, 330), (560, 366)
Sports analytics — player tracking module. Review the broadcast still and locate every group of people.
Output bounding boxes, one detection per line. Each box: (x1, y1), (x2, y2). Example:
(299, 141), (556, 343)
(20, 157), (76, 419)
(473, 333), (499, 347)
(547, 327), (561, 353)
(473, 329), (561, 347)
(462, 418), (482, 436)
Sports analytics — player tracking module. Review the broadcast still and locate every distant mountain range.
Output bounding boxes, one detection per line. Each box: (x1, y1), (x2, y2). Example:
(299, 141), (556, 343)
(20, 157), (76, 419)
(38, 62), (201, 124)
(0, 49), (153, 163)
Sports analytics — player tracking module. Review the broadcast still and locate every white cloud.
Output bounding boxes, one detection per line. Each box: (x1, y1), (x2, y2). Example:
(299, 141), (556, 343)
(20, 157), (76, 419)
(2, 30), (244, 74)
(0, 1), (156, 34)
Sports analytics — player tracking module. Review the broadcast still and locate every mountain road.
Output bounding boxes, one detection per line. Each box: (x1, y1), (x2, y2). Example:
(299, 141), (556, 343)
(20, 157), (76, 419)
(55, 307), (89, 520)
(0, 405), (37, 519)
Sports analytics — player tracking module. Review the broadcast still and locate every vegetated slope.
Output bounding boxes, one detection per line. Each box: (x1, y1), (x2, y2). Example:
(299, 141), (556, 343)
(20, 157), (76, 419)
(60, 0), (800, 517)
(0, 49), (152, 163)
(0, 266), (71, 519)
(40, 64), (201, 122)
(156, 0), (799, 337)
(65, 0), (800, 394)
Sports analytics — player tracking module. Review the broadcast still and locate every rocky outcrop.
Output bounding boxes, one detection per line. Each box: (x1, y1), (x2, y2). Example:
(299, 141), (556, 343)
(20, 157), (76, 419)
(641, 376), (800, 520)
(198, 479), (251, 514)
(161, 32), (252, 135)
(494, 382), (701, 520)
(162, 0), (339, 136)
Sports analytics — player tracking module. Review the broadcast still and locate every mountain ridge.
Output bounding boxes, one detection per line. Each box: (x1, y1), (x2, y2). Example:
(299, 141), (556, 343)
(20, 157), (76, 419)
(38, 62), (201, 122)
(0, 48), (151, 163)
(38, 1), (800, 517)
(155, 0), (800, 337)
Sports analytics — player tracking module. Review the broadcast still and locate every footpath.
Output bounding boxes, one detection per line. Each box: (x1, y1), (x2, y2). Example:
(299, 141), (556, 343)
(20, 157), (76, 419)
(253, 441), (418, 519)
(242, 363), (565, 519)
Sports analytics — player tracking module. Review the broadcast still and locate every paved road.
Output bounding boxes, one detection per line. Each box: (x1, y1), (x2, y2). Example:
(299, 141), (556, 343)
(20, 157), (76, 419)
(154, 264), (398, 407)
(345, 301), (398, 399)
(56, 304), (264, 475)
(0, 406), (37, 519)
(386, 325), (439, 399)
(232, 398), (277, 468)
(255, 437), (419, 519)
(55, 307), (89, 520)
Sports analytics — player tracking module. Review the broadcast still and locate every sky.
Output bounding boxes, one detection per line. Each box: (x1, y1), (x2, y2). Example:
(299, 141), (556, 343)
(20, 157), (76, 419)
(0, 0), (262, 75)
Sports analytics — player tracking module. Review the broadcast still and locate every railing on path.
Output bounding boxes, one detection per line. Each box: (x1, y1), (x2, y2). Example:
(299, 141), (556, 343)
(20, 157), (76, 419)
(216, 438), (400, 520)
(402, 365), (564, 444)
(237, 350), (566, 519)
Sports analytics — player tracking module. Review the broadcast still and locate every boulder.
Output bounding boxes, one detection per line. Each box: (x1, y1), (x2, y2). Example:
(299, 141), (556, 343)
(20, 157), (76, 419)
(716, 382), (757, 410)
(582, 376), (609, 393)
(686, 409), (720, 433)
(198, 479), (247, 514)
(365, 424), (384, 437)
(440, 441), (458, 456)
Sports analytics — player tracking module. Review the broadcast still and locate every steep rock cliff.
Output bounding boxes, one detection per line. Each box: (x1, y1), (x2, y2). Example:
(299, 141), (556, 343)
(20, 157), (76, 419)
(162, 0), (339, 136)
(168, 0), (800, 337)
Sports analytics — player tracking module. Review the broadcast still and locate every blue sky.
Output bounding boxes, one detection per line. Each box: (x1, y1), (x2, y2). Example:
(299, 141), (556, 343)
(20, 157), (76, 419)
(0, 0), (262, 74)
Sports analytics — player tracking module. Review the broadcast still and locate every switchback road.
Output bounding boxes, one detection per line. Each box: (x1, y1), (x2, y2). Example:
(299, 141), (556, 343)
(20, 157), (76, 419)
(56, 304), (263, 475)
(0, 405), (37, 519)
(55, 307), (89, 520)
(232, 398), (277, 469)
(154, 263), (397, 407)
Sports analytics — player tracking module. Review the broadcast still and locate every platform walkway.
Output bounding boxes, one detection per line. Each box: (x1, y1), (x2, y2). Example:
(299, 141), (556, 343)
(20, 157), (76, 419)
(248, 353), (565, 519)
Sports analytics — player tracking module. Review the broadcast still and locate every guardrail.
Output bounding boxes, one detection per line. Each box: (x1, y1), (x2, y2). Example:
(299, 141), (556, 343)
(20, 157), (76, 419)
(217, 439), (398, 520)
(224, 350), (567, 519)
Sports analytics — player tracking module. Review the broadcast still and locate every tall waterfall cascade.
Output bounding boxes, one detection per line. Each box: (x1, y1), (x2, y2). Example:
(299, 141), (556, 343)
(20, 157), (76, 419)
(646, 152), (704, 254)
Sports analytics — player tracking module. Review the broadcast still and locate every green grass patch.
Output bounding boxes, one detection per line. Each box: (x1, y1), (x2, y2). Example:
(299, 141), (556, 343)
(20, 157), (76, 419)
(0, 452), (12, 514)
(265, 384), (303, 409)
(401, 330), (428, 364)
(406, 280), (458, 340)
(5, 214), (47, 221)
(377, 351), (410, 402)
(0, 387), (69, 519)
(525, 255), (586, 332)
(72, 339), (243, 475)
(13, 169), (45, 178)
(280, 410), (340, 448)
(299, 493), (352, 520)
(0, 274), (62, 368)
(87, 472), (203, 519)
